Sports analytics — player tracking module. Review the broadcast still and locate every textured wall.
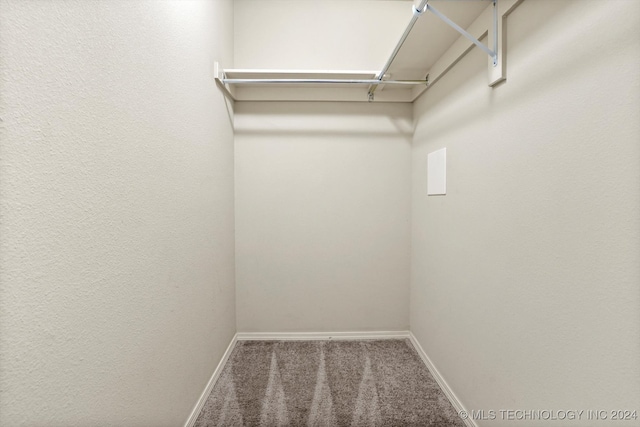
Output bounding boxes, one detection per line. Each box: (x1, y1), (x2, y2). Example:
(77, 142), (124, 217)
(0, 1), (235, 425)
(235, 102), (412, 332)
(411, 1), (640, 425)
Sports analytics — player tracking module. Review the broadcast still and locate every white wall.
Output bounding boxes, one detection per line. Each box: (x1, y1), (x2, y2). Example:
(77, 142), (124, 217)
(411, 1), (640, 425)
(233, 0), (414, 332)
(235, 102), (412, 332)
(0, 1), (235, 426)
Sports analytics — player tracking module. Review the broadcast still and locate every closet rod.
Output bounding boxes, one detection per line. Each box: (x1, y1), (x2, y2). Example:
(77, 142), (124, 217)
(368, 0), (429, 98)
(221, 78), (428, 85)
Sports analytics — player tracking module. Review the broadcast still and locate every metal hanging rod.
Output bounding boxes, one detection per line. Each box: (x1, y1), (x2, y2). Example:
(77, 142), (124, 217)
(221, 78), (428, 86)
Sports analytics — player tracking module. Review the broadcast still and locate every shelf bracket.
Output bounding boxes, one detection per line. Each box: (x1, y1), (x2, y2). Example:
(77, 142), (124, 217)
(426, 0), (498, 66)
(410, 0), (521, 101)
(488, 0), (522, 87)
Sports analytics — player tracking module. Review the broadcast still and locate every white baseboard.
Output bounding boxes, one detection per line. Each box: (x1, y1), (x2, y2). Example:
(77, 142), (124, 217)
(408, 332), (477, 427)
(236, 330), (410, 341)
(184, 333), (238, 427)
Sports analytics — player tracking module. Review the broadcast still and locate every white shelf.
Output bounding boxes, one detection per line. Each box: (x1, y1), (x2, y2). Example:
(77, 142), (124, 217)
(216, 68), (417, 103)
(214, 0), (523, 103)
(224, 69), (379, 80)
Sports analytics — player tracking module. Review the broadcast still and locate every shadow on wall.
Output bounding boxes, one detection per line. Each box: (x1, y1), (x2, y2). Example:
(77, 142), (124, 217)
(414, 0), (636, 143)
(234, 102), (414, 143)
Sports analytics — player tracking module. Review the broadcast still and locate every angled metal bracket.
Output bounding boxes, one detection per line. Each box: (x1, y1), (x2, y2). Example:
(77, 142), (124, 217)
(426, 0), (498, 67)
(409, 0), (522, 101)
(367, 0), (500, 102)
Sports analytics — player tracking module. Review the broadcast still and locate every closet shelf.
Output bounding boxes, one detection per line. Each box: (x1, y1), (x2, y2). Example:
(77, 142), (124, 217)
(215, 69), (424, 103)
(216, 0), (523, 103)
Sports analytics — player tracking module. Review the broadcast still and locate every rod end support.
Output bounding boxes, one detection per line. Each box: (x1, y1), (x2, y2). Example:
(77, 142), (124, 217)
(412, 2), (427, 16)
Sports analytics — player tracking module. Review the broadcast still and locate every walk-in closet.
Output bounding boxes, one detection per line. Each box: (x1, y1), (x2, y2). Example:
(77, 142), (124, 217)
(1, 1), (638, 426)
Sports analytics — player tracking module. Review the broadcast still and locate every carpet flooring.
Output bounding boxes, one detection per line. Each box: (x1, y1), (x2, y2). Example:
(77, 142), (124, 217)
(194, 339), (465, 427)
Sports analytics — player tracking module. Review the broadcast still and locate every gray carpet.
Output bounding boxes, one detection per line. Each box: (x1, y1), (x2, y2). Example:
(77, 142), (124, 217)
(194, 339), (465, 427)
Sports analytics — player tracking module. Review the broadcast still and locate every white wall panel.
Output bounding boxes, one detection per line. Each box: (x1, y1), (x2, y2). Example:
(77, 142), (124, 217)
(235, 102), (412, 332)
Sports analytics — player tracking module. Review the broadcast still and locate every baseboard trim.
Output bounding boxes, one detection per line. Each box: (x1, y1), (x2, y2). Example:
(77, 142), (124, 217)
(408, 332), (477, 427)
(184, 333), (238, 427)
(236, 330), (410, 341)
